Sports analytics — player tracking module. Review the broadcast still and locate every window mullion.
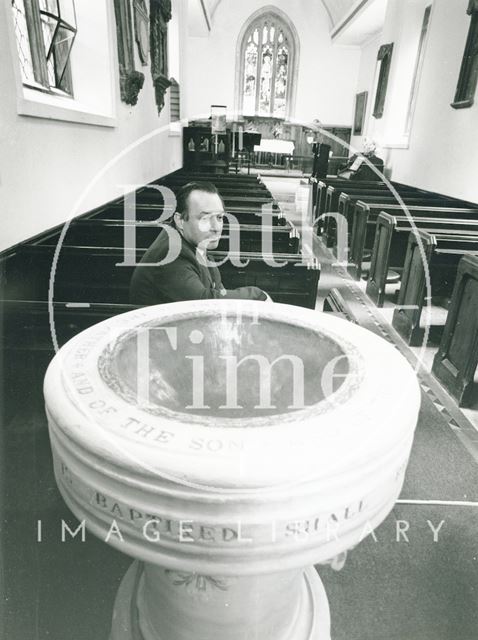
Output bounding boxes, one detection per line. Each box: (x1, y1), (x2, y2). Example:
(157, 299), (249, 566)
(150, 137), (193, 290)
(284, 47), (291, 119)
(24, 0), (49, 87)
(270, 25), (279, 116)
(255, 25), (263, 114)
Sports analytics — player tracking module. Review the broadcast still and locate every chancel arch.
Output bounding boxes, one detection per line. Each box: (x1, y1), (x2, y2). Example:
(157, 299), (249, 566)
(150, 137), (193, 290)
(234, 6), (299, 119)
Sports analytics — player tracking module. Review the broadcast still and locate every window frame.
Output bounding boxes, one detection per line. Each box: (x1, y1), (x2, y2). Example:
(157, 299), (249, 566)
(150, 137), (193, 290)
(404, 4), (433, 136)
(6, 0), (118, 127)
(235, 9), (299, 120)
(242, 16), (292, 118)
(12, 0), (77, 97)
(451, 0), (478, 109)
(373, 43), (394, 119)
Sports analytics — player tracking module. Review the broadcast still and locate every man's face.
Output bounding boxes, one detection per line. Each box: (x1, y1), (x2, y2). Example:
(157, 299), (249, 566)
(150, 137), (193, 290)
(175, 190), (224, 250)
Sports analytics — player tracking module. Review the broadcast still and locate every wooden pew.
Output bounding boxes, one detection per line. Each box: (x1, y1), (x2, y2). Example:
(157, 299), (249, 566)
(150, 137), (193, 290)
(315, 178), (384, 214)
(5, 243), (320, 309)
(316, 177), (466, 222)
(322, 288), (359, 324)
(111, 185), (284, 223)
(137, 186), (277, 211)
(366, 212), (478, 306)
(1, 299), (137, 351)
(323, 193), (451, 249)
(38, 219), (301, 255)
(338, 190), (456, 226)
(156, 172), (267, 182)
(431, 255), (478, 407)
(154, 178), (270, 192)
(325, 185), (427, 219)
(148, 184), (271, 198)
(315, 180), (424, 235)
(349, 202), (478, 280)
(322, 180), (428, 214)
(391, 231), (478, 345)
(1, 297), (138, 424)
(0, 299), (143, 425)
(0, 171), (292, 367)
(87, 202), (288, 227)
(156, 172), (261, 185)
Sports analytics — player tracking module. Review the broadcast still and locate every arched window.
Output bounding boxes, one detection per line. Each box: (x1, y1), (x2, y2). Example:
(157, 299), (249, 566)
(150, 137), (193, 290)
(237, 11), (298, 118)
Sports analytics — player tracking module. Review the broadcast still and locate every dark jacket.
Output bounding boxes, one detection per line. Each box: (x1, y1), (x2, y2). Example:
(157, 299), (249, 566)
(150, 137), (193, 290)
(339, 153), (384, 181)
(130, 227), (267, 305)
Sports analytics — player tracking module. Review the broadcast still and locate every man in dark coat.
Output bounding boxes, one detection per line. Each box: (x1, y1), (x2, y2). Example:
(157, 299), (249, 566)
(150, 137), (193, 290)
(130, 181), (269, 305)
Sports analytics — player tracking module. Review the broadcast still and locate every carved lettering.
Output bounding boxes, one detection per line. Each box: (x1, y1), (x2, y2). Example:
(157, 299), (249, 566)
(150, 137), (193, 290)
(199, 526), (216, 542)
(129, 508), (143, 521)
(95, 492), (108, 508)
(110, 503), (124, 518)
(179, 520), (194, 542)
(153, 430), (175, 444)
(121, 417), (140, 429)
(135, 424), (155, 438)
(222, 528), (238, 542)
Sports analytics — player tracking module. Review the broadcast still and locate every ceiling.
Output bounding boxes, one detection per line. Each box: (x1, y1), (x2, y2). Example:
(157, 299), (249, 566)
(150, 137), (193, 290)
(207, 0), (358, 28)
(321, 0), (357, 27)
(332, 0), (387, 45)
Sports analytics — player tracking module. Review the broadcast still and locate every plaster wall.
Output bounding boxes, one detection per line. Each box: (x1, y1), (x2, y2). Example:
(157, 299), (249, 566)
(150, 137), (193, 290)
(350, 32), (381, 153)
(352, 0), (478, 202)
(185, 0), (361, 126)
(0, 0), (186, 252)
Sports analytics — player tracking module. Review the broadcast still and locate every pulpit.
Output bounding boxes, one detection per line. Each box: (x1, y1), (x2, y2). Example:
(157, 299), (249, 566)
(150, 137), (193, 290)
(44, 300), (420, 639)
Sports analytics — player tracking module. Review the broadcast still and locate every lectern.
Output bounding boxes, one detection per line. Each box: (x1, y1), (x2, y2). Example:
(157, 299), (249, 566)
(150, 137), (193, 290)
(44, 301), (420, 639)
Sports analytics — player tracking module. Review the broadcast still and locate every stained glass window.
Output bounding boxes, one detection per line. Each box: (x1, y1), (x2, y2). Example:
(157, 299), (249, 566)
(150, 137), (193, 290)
(243, 32), (258, 115)
(274, 42), (289, 117)
(240, 14), (294, 117)
(259, 43), (273, 114)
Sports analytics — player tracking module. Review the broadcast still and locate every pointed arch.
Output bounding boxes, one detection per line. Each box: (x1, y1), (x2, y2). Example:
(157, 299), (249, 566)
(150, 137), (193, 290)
(234, 6), (299, 119)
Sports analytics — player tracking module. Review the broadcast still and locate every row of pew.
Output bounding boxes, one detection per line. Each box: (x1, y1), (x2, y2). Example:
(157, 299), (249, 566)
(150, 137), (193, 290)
(1, 171), (321, 391)
(317, 176), (478, 408)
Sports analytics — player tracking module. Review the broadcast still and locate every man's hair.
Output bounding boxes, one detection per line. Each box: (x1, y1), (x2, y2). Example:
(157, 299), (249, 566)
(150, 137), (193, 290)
(175, 181), (223, 220)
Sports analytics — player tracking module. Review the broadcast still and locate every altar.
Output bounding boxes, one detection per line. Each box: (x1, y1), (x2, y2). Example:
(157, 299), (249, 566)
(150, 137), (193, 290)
(253, 138), (295, 167)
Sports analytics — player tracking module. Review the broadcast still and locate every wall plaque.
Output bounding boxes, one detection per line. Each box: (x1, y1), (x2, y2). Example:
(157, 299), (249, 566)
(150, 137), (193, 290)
(134, 0), (149, 65)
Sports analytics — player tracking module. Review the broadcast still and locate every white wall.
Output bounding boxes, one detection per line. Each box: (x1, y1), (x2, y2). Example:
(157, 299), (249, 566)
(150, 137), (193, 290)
(0, 0), (186, 252)
(350, 32), (381, 152)
(184, 0), (361, 126)
(352, 0), (478, 202)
